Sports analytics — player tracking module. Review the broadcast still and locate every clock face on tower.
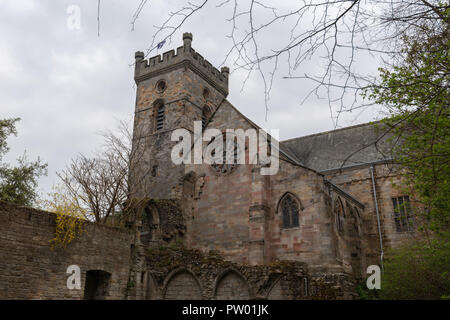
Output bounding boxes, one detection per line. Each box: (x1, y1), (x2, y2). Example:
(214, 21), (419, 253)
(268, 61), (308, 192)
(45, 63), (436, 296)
(208, 135), (240, 174)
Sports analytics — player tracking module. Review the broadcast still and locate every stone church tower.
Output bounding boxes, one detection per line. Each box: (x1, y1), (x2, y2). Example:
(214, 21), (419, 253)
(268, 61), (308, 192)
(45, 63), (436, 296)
(132, 33), (229, 199)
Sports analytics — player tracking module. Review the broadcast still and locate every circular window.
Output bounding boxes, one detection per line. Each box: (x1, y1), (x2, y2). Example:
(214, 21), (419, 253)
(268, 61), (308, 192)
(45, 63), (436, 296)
(206, 134), (240, 175)
(156, 80), (167, 93)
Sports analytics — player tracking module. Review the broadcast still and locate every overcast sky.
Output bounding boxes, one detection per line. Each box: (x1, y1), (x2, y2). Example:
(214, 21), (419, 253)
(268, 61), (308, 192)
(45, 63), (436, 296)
(1, 0), (385, 198)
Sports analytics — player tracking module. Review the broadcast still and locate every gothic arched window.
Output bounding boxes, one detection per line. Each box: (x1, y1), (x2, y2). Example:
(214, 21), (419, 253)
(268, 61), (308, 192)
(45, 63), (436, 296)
(280, 193), (300, 228)
(334, 198), (345, 233)
(155, 100), (165, 131)
(348, 206), (359, 236)
(141, 206), (160, 244)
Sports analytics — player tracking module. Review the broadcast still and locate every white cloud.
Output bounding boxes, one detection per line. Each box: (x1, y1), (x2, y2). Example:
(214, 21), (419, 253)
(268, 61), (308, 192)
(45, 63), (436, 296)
(2, 0), (36, 12)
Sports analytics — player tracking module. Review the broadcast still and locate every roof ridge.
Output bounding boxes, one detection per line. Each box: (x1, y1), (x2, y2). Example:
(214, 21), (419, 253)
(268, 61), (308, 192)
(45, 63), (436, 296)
(281, 120), (383, 143)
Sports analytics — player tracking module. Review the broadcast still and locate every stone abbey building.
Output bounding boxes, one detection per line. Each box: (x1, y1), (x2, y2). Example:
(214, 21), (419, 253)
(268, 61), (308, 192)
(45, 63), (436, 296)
(0, 33), (415, 299)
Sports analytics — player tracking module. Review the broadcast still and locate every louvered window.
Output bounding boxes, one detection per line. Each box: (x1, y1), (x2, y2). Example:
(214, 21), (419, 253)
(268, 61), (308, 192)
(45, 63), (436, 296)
(202, 112), (207, 129)
(202, 106), (210, 129)
(156, 103), (165, 131)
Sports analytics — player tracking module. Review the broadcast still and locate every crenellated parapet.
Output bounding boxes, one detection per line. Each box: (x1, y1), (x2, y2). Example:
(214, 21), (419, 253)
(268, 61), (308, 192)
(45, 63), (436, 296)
(134, 33), (229, 96)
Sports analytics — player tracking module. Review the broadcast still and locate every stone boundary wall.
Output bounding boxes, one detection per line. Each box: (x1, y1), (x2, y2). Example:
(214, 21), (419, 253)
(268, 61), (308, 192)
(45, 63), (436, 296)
(0, 201), (133, 299)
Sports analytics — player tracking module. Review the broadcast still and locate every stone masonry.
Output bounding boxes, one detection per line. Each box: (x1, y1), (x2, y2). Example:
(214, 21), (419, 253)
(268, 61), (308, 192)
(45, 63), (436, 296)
(0, 201), (133, 299)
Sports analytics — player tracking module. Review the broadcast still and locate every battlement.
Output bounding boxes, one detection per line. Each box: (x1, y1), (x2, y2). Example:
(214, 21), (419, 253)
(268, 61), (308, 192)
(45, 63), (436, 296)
(134, 33), (229, 96)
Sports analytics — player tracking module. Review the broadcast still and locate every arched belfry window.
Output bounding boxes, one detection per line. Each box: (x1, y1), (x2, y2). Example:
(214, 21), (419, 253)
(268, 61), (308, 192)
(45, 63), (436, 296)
(280, 193), (300, 228)
(202, 106), (211, 129)
(155, 100), (165, 131)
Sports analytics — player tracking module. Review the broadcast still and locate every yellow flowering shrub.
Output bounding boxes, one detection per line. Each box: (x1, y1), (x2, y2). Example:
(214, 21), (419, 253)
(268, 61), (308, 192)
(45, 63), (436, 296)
(44, 186), (88, 250)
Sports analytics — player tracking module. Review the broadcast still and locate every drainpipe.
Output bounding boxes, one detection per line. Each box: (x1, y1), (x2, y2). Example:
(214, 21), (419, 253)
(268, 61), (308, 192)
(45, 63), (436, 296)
(370, 165), (384, 272)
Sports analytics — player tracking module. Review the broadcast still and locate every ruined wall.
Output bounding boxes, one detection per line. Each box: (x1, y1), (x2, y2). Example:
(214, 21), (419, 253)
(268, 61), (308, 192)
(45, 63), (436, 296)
(164, 270), (203, 300)
(136, 245), (355, 300)
(0, 201), (133, 299)
(139, 199), (186, 245)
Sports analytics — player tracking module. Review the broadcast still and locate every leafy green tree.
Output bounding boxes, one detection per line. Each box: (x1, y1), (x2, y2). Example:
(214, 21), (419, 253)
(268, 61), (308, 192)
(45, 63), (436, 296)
(367, 17), (449, 234)
(364, 8), (449, 300)
(0, 118), (18, 158)
(380, 239), (450, 299)
(0, 118), (47, 207)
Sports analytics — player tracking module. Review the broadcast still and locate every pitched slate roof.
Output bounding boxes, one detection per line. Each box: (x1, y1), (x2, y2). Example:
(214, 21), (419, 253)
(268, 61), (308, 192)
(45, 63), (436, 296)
(280, 121), (394, 172)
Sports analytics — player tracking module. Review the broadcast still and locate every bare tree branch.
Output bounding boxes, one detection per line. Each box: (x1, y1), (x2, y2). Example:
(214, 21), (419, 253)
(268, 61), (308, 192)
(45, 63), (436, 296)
(128, 0), (447, 127)
(57, 119), (153, 224)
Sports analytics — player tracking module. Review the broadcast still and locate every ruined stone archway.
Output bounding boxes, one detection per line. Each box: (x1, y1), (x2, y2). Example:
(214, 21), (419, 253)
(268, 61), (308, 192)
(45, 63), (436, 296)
(214, 269), (250, 300)
(141, 205), (160, 244)
(163, 268), (202, 300)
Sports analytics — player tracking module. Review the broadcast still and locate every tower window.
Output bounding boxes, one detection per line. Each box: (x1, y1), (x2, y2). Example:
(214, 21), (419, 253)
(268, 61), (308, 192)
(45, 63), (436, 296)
(280, 193), (300, 228)
(203, 88), (210, 100)
(155, 101), (165, 131)
(151, 165), (158, 177)
(392, 196), (413, 232)
(202, 106), (211, 129)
